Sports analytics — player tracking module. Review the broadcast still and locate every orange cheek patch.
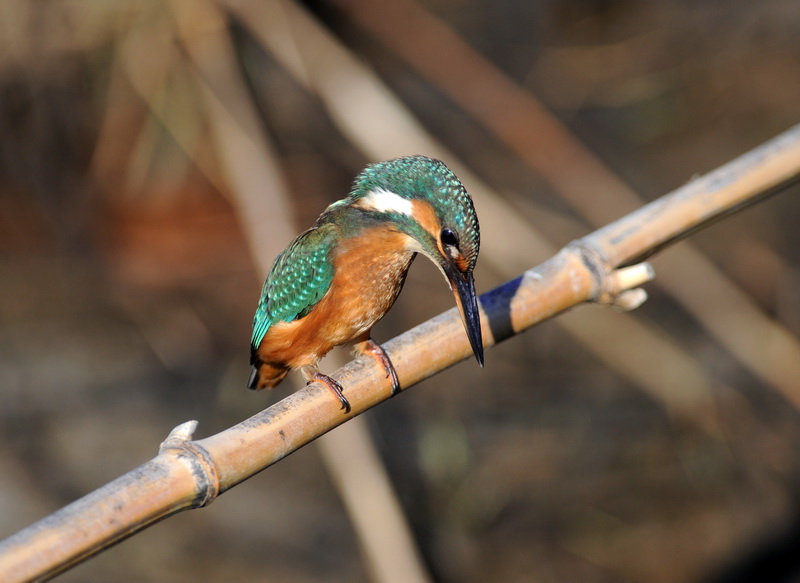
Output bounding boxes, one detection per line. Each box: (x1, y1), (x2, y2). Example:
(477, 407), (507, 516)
(411, 200), (441, 242)
(412, 199), (471, 273)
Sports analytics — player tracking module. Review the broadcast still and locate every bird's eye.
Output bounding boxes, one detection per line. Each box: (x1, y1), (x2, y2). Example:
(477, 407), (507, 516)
(440, 227), (459, 248)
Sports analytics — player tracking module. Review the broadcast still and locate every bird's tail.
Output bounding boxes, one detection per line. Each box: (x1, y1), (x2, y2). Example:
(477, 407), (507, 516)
(247, 359), (290, 390)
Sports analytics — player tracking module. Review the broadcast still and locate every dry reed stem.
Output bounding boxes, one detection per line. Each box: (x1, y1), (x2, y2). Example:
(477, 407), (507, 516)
(0, 121), (798, 582)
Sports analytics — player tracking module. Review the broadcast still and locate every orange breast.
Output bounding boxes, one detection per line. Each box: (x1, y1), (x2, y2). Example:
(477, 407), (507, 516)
(255, 228), (416, 370)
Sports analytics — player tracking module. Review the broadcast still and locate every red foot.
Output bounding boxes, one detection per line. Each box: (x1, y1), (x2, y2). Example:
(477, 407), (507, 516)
(361, 339), (401, 397)
(309, 372), (351, 414)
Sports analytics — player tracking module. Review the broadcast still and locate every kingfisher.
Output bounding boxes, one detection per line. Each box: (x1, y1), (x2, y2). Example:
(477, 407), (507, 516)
(248, 155), (483, 413)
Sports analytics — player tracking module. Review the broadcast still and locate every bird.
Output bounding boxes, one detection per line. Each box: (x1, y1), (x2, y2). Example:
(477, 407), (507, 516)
(248, 155), (483, 413)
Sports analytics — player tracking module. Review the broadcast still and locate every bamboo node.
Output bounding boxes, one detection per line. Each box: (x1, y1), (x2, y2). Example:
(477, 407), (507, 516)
(595, 262), (655, 309)
(569, 238), (654, 309)
(159, 420), (221, 508)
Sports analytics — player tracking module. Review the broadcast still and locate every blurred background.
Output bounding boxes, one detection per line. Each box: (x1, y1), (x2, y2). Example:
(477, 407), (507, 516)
(2, 0), (800, 581)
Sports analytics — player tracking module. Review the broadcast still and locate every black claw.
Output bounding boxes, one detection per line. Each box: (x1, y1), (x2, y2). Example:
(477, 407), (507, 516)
(310, 372), (351, 414)
(386, 361), (400, 397)
(364, 339), (401, 397)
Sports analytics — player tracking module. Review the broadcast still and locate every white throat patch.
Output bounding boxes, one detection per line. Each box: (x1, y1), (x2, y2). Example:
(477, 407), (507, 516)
(357, 188), (414, 216)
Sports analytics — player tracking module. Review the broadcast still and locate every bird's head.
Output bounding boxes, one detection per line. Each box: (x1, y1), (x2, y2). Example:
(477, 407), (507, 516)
(347, 156), (483, 366)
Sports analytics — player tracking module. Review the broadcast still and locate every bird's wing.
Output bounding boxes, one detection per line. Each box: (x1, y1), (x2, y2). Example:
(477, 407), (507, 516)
(251, 224), (337, 352)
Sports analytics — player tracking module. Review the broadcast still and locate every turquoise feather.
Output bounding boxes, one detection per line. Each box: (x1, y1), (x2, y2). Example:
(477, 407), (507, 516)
(250, 223), (337, 351)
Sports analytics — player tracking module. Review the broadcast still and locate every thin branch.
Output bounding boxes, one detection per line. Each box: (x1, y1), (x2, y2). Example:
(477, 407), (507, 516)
(0, 120), (798, 582)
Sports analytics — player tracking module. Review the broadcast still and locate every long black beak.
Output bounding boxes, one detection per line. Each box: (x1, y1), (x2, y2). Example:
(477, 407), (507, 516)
(444, 264), (484, 367)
